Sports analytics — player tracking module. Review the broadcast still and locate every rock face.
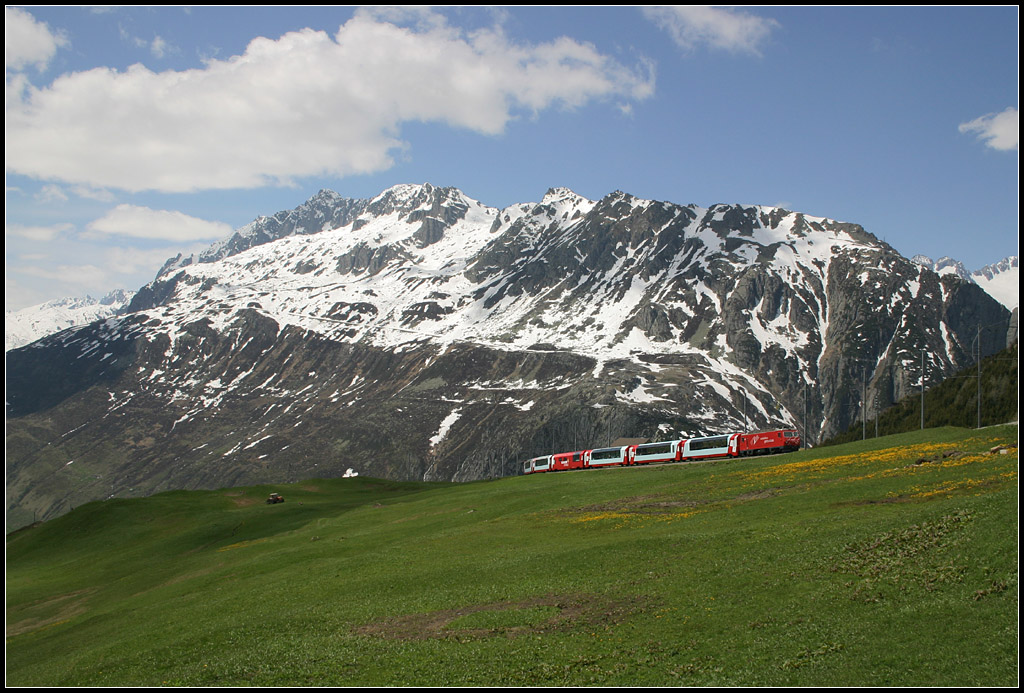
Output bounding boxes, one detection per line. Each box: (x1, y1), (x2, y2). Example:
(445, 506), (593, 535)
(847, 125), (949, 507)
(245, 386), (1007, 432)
(5, 184), (1013, 528)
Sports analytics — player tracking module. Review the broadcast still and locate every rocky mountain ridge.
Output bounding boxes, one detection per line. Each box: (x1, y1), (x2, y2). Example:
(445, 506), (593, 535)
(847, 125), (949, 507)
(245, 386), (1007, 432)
(11, 205), (1015, 351)
(6, 184), (1013, 528)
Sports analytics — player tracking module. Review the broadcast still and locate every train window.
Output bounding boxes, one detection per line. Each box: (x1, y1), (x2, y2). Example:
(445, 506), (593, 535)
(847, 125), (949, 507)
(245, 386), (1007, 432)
(784, 431), (797, 437)
(689, 436), (728, 450)
(591, 448), (622, 461)
(637, 443), (672, 456)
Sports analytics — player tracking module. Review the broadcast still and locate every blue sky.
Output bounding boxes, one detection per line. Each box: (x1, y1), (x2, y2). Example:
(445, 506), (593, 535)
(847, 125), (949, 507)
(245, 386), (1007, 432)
(5, 6), (1018, 311)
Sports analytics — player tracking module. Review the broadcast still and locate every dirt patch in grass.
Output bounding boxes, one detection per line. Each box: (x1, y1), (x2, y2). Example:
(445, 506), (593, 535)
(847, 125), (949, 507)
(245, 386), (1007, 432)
(389, 506), (477, 524)
(217, 538), (268, 552)
(7, 588), (96, 638)
(221, 491), (260, 507)
(569, 495), (711, 516)
(734, 487), (784, 501)
(161, 565), (221, 588)
(834, 497), (914, 506)
(353, 593), (648, 641)
(126, 565), (225, 601)
(567, 487), (786, 518)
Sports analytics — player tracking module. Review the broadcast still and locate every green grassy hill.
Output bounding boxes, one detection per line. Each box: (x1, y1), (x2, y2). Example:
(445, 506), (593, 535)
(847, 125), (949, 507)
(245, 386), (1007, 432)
(6, 426), (1018, 686)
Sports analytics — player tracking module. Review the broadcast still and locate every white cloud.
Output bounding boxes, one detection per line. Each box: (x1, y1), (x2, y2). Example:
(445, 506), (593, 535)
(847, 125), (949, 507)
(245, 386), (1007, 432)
(86, 205), (233, 242)
(6, 235), (208, 311)
(642, 6), (779, 56)
(20, 262), (112, 290)
(5, 276), (53, 313)
(959, 107), (1018, 151)
(36, 184), (69, 203)
(70, 185), (117, 202)
(5, 9), (655, 193)
(124, 26), (173, 59)
(149, 35), (169, 59)
(104, 245), (196, 276)
(6, 222), (73, 242)
(5, 7), (68, 72)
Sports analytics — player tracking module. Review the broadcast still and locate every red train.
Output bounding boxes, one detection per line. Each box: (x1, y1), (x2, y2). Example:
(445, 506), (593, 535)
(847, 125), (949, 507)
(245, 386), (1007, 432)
(521, 429), (801, 474)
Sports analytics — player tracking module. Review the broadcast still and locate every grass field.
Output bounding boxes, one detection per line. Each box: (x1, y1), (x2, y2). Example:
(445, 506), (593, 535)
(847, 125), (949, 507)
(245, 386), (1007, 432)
(6, 425), (1018, 686)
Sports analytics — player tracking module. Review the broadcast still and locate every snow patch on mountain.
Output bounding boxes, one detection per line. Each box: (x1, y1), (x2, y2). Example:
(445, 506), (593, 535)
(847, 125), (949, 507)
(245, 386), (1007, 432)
(430, 408), (463, 447)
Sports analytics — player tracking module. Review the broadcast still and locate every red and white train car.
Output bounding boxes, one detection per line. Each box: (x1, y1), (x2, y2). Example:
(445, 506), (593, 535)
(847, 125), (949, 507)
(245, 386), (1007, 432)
(551, 450), (588, 471)
(679, 433), (740, 461)
(632, 440), (682, 465)
(586, 446), (634, 468)
(522, 455), (552, 474)
(737, 429), (801, 456)
(521, 429), (800, 475)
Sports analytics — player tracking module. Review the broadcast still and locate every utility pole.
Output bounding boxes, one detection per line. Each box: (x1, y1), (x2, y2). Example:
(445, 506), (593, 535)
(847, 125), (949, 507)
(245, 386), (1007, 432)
(920, 349), (925, 430)
(977, 324), (982, 429)
(803, 382), (808, 447)
(848, 354), (875, 441)
(862, 374), (867, 440)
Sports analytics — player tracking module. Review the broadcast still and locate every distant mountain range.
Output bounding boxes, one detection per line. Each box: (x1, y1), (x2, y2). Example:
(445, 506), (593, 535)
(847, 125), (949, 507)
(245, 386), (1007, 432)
(910, 254), (1018, 311)
(5, 184), (1015, 528)
(6, 289), (136, 352)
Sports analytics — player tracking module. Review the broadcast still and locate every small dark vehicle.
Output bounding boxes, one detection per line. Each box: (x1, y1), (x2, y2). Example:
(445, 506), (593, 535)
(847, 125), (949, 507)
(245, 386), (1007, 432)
(266, 493), (285, 505)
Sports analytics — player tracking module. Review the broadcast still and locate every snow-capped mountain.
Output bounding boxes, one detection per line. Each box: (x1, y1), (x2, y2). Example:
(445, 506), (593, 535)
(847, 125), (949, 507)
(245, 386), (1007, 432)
(5, 289), (135, 351)
(912, 255), (1018, 310)
(971, 256), (1018, 310)
(6, 184), (1014, 528)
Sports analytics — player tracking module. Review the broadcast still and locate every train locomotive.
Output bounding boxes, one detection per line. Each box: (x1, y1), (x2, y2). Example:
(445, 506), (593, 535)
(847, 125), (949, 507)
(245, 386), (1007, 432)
(521, 428), (801, 475)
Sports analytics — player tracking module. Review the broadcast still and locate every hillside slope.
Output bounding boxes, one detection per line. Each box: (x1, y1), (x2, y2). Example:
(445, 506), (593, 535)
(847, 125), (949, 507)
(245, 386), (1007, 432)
(6, 426), (1018, 686)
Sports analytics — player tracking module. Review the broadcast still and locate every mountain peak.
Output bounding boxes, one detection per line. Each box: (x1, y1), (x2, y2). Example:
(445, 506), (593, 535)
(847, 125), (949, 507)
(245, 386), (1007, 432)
(375, 182), (435, 200)
(973, 255), (1018, 279)
(542, 186), (586, 203)
(911, 255), (971, 281)
(364, 183), (478, 217)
